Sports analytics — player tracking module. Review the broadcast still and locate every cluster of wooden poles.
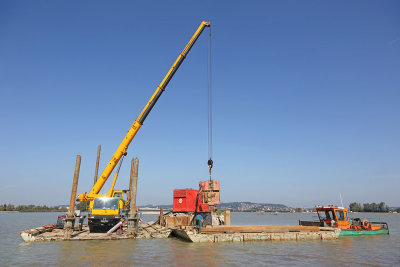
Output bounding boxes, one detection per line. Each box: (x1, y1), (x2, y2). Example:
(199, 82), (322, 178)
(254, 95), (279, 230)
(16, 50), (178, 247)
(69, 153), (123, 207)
(64, 145), (140, 239)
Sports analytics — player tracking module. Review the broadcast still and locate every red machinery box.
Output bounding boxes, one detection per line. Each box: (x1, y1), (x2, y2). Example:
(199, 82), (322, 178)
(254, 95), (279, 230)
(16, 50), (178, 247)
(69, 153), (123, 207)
(173, 189), (209, 212)
(199, 180), (220, 205)
(199, 180), (220, 191)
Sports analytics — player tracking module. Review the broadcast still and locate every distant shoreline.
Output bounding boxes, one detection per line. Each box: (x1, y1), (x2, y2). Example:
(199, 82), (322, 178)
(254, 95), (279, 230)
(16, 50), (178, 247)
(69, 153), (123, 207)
(0, 210), (397, 214)
(0, 210), (64, 213)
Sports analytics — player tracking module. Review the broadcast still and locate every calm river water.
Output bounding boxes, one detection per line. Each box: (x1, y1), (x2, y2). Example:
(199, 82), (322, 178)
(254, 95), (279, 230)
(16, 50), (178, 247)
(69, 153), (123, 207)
(1, 212), (399, 266)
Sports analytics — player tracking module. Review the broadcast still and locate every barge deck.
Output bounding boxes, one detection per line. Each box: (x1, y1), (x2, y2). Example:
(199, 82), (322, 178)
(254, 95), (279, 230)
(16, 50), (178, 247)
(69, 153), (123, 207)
(20, 223), (340, 243)
(172, 225), (341, 243)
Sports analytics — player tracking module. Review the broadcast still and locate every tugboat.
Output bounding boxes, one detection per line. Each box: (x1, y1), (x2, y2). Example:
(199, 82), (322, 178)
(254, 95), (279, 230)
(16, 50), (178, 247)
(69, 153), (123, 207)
(299, 205), (389, 236)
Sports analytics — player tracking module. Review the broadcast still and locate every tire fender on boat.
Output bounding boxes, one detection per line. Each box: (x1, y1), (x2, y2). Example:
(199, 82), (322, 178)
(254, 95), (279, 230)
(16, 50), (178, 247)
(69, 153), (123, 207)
(362, 219), (370, 229)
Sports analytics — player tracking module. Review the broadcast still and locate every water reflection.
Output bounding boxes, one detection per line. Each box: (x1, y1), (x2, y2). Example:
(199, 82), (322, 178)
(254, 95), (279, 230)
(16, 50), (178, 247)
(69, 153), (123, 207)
(169, 240), (228, 266)
(2, 212), (399, 266)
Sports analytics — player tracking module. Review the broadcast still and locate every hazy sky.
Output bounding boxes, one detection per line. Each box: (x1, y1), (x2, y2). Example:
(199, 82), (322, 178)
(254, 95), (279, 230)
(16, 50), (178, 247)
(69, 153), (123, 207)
(1, 1), (399, 207)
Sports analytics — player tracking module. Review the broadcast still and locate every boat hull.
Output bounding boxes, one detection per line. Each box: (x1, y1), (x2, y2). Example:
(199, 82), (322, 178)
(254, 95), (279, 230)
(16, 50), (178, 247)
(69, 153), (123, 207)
(339, 229), (389, 236)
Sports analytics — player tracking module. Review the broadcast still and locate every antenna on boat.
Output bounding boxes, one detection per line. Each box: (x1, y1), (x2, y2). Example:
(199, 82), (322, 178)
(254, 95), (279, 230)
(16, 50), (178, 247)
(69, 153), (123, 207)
(339, 193), (344, 207)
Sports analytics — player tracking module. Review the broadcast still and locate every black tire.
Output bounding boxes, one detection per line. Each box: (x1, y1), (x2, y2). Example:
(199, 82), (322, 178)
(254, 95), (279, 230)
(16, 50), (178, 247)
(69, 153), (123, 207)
(89, 224), (98, 233)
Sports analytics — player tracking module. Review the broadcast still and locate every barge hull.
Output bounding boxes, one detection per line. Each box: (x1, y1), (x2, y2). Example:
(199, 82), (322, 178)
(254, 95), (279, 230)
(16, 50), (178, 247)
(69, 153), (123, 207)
(173, 226), (341, 243)
(339, 229), (389, 236)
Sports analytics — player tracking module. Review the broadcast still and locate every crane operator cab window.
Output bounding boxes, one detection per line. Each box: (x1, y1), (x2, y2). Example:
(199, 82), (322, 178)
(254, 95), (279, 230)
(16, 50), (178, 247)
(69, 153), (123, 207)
(93, 197), (119, 210)
(113, 192), (123, 201)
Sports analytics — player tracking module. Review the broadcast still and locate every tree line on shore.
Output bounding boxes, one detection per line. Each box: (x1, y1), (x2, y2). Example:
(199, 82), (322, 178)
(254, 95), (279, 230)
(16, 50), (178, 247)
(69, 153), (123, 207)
(349, 202), (395, 212)
(0, 204), (67, 212)
(2, 202), (398, 213)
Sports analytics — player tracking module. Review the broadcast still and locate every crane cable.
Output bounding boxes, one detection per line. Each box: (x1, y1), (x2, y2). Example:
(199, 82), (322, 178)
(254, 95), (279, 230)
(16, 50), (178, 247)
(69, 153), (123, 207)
(207, 26), (213, 180)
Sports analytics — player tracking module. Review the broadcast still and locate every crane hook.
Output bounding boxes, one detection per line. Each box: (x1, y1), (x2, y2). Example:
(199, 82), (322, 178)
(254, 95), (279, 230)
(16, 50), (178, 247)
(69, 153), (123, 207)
(208, 158), (213, 180)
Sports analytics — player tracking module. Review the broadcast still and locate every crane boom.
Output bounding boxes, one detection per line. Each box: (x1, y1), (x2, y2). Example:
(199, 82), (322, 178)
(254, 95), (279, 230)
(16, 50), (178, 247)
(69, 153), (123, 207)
(77, 21), (210, 202)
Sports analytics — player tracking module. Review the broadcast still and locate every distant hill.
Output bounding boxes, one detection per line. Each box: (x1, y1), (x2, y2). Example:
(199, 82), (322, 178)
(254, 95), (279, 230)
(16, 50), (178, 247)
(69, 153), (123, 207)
(217, 202), (288, 211)
(138, 204), (173, 209)
(138, 202), (288, 212)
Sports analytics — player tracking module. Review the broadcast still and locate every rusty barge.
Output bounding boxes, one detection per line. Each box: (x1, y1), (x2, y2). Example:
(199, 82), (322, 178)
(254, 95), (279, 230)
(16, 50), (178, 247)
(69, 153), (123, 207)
(20, 212), (341, 243)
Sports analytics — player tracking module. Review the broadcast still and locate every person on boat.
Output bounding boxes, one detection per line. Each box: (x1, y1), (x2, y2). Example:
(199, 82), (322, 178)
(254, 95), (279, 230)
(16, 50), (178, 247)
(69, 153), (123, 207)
(195, 214), (203, 233)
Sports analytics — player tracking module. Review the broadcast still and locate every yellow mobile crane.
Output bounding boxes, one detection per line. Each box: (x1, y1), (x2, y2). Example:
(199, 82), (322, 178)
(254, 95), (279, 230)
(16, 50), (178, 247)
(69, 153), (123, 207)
(84, 157), (127, 232)
(76, 21), (211, 232)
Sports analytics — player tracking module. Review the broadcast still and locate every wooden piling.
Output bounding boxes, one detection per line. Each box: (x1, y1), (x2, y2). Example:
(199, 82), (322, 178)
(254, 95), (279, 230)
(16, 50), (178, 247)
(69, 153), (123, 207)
(159, 208), (164, 226)
(131, 157), (139, 213)
(65, 155), (81, 239)
(127, 158), (134, 207)
(128, 158), (139, 235)
(94, 145), (101, 185)
(224, 210), (231, 226)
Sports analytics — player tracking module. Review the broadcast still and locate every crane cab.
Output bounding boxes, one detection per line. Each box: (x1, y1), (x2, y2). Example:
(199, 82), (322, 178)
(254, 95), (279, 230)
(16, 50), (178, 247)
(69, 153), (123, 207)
(87, 190), (127, 232)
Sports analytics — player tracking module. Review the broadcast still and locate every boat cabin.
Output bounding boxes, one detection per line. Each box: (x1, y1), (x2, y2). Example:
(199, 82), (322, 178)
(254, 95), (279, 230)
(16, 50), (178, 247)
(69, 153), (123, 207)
(299, 205), (389, 235)
(315, 205), (350, 229)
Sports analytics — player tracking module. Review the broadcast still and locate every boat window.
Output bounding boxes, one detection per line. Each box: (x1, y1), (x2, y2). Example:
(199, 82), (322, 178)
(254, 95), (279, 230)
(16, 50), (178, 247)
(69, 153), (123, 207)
(93, 197), (119, 210)
(323, 210), (334, 220)
(317, 211), (327, 220)
(336, 210), (345, 221)
(317, 210), (338, 221)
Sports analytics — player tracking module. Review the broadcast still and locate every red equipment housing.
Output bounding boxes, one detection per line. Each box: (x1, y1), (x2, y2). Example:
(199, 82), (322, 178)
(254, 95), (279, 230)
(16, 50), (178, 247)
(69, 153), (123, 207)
(199, 180), (220, 206)
(172, 180), (220, 213)
(173, 189), (209, 212)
